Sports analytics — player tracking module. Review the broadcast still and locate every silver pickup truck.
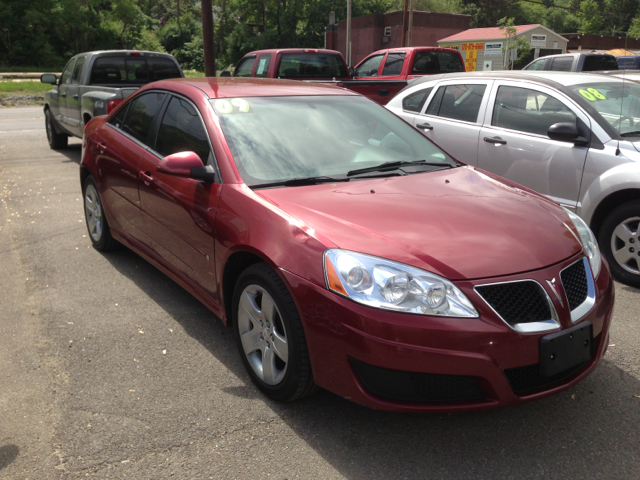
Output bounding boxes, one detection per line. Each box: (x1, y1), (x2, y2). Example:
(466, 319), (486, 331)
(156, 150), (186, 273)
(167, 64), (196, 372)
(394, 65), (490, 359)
(41, 50), (183, 149)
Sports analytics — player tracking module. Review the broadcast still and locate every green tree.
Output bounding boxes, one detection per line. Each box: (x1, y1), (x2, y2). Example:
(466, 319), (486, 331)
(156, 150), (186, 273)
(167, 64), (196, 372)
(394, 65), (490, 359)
(498, 17), (531, 70)
(577, 0), (604, 33)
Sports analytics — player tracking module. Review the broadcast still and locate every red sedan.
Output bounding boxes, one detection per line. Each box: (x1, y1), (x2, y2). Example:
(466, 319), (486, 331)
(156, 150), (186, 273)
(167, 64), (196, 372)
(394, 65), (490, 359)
(81, 78), (614, 412)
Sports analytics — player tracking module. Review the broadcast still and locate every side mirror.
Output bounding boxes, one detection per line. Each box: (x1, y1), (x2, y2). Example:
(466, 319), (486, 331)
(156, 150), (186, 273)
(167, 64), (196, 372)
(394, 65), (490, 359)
(547, 122), (589, 146)
(156, 151), (216, 183)
(41, 74), (57, 85)
(220, 70), (231, 77)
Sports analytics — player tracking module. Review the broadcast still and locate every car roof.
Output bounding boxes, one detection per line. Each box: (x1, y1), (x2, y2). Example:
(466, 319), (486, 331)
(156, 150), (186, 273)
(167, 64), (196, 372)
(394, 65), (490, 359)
(409, 70), (627, 88)
(149, 77), (358, 99)
(368, 46), (460, 54)
(242, 48), (344, 56)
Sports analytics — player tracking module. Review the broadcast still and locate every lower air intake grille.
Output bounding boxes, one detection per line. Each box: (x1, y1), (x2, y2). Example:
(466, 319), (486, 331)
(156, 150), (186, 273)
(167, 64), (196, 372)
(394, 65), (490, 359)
(475, 281), (551, 326)
(504, 361), (587, 396)
(350, 359), (485, 403)
(561, 259), (589, 311)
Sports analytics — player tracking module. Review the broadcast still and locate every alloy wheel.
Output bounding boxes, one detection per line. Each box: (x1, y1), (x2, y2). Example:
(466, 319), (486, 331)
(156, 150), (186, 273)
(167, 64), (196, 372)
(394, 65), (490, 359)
(610, 216), (640, 275)
(84, 183), (103, 242)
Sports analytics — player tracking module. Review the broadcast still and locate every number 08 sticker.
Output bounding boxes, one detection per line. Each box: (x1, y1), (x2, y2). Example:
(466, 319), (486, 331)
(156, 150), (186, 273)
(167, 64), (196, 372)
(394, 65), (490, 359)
(213, 98), (252, 114)
(579, 88), (607, 101)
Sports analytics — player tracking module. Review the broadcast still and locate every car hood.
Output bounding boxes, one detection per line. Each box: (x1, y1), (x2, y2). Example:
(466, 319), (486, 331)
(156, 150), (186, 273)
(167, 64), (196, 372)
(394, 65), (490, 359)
(255, 167), (582, 280)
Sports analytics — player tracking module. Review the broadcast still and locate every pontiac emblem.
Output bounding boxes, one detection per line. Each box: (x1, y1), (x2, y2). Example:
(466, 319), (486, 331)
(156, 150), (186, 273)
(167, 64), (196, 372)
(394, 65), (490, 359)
(547, 278), (564, 306)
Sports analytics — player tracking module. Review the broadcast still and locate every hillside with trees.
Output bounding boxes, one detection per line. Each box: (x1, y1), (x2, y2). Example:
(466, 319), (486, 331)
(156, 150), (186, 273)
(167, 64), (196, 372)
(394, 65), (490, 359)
(1, 0), (639, 70)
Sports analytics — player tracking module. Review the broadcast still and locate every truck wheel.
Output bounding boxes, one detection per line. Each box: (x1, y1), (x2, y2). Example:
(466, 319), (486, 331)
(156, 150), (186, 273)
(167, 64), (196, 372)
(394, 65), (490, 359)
(45, 109), (68, 150)
(598, 200), (640, 288)
(232, 263), (317, 402)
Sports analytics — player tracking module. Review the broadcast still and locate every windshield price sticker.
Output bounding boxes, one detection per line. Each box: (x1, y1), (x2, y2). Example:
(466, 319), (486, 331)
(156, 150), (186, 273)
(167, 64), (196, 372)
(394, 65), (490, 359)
(214, 98), (252, 114)
(579, 88), (607, 101)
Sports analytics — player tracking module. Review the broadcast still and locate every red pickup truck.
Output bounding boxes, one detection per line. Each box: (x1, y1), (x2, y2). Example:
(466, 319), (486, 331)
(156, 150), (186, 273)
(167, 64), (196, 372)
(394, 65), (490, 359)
(232, 47), (464, 104)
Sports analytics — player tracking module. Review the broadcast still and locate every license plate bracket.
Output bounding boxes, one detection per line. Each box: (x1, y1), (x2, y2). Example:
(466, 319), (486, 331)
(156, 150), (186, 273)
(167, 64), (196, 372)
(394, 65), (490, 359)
(540, 322), (593, 378)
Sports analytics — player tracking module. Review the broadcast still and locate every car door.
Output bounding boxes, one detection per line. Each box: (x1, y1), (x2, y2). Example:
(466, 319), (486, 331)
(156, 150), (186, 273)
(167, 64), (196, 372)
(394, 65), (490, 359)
(411, 80), (492, 164)
(137, 94), (223, 297)
(233, 55), (256, 77)
(67, 55), (86, 137)
(94, 91), (167, 238)
(57, 58), (76, 126)
(476, 81), (590, 209)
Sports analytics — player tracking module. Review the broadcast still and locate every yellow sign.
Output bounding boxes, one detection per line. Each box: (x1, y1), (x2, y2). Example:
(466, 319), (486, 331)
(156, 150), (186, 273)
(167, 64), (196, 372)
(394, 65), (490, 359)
(461, 42), (484, 51)
(464, 50), (478, 71)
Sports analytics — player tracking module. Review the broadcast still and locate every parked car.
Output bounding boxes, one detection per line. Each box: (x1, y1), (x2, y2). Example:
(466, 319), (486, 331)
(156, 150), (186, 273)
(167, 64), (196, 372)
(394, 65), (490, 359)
(80, 77), (613, 412)
(616, 55), (640, 69)
(231, 47), (464, 105)
(41, 50), (183, 149)
(345, 46), (465, 104)
(522, 52), (618, 72)
(387, 71), (640, 288)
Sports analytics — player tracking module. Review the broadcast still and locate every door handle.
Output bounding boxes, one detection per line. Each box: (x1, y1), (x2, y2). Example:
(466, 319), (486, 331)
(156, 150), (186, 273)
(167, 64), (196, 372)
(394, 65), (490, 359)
(417, 123), (433, 131)
(484, 136), (507, 145)
(72, 94), (78, 99)
(378, 88), (390, 96)
(98, 142), (107, 154)
(139, 171), (153, 186)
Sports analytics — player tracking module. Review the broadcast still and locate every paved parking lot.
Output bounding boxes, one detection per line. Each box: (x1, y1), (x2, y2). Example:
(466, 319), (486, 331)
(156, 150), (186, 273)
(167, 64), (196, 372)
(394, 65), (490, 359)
(1, 106), (639, 479)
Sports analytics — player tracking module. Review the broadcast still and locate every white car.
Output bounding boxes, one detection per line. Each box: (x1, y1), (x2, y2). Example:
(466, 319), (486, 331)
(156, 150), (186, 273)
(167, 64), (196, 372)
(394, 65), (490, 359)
(387, 71), (640, 288)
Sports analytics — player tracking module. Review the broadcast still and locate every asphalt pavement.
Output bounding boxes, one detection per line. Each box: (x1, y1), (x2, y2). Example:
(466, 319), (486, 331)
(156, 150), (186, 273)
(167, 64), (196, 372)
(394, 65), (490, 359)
(0, 106), (639, 479)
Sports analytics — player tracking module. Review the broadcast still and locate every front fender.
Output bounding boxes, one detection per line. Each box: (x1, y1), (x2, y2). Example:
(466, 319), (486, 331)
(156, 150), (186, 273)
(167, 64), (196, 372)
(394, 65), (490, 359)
(579, 161), (640, 224)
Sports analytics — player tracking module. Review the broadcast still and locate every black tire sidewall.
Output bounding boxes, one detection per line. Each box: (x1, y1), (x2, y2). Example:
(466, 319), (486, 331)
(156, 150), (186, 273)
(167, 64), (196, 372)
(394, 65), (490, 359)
(598, 200), (640, 288)
(232, 264), (309, 401)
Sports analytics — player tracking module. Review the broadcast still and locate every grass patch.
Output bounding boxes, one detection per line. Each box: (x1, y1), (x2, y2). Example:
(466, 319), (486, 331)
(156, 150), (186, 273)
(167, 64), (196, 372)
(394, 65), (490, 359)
(184, 70), (206, 78)
(0, 66), (62, 72)
(0, 81), (51, 97)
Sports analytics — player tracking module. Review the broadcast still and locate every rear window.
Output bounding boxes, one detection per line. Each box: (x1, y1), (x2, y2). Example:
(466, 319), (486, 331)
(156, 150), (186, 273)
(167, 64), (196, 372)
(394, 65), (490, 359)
(582, 55), (618, 71)
(89, 56), (181, 85)
(277, 53), (348, 78)
(411, 51), (464, 74)
(550, 57), (574, 71)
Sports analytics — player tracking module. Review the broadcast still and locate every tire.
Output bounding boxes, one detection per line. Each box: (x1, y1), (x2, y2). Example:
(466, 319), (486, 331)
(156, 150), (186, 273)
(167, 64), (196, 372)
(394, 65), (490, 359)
(83, 175), (118, 252)
(45, 109), (68, 150)
(232, 263), (317, 402)
(598, 200), (640, 288)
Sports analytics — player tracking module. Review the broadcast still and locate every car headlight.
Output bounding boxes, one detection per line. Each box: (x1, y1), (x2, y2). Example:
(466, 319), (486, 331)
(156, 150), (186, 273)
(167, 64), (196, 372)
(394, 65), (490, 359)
(324, 249), (478, 317)
(563, 207), (601, 278)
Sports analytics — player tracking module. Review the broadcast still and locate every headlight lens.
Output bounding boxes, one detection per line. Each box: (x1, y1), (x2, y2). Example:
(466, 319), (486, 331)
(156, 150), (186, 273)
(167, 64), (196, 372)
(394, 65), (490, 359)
(563, 207), (601, 278)
(324, 249), (478, 317)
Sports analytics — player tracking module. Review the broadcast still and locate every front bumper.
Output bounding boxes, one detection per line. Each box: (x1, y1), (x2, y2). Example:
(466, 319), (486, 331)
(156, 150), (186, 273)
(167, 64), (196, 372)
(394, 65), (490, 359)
(282, 254), (614, 413)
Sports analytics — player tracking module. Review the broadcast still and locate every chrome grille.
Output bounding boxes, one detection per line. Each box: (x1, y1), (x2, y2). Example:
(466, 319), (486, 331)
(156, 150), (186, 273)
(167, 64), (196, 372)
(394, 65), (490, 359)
(475, 281), (551, 326)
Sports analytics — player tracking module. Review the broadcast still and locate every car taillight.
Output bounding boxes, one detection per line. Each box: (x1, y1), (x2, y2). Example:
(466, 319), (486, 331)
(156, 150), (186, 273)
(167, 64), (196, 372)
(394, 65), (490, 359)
(129, 51), (141, 56)
(107, 99), (123, 114)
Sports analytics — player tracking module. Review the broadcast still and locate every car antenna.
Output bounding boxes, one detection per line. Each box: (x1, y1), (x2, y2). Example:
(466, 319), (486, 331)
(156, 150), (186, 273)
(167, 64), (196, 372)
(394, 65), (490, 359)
(616, 30), (630, 156)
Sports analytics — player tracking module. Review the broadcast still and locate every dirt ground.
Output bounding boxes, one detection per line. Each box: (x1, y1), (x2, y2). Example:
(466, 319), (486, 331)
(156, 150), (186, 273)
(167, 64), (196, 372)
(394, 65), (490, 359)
(0, 95), (44, 107)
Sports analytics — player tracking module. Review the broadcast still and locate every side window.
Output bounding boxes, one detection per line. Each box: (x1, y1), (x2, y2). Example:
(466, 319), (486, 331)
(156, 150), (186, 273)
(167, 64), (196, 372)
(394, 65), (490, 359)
(525, 58), (547, 71)
(425, 86), (445, 115)
(155, 96), (212, 166)
(234, 56), (256, 77)
(354, 54), (385, 77)
(426, 84), (486, 123)
(381, 53), (405, 76)
(60, 59), (76, 85)
(255, 54), (272, 78)
(71, 57), (86, 84)
(492, 85), (576, 136)
(121, 92), (167, 145)
(108, 102), (130, 129)
(402, 87), (433, 113)
(550, 57), (573, 71)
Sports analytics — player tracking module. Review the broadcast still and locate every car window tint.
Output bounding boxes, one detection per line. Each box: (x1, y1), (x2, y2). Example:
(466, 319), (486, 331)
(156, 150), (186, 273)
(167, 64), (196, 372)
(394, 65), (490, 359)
(550, 57), (573, 71)
(492, 85), (576, 136)
(430, 84), (486, 123)
(402, 87), (433, 113)
(277, 53), (348, 78)
(155, 97), (212, 165)
(255, 54), (272, 78)
(121, 92), (167, 145)
(234, 56), (256, 77)
(425, 86), (445, 115)
(526, 58), (547, 70)
(60, 59), (76, 85)
(108, 102), (130, 129)
(583, 55), (617, 71)
(381, 53), (405, 76)
(71, 57), (85, 84)
(412, 51), (464, 74)
(355, 54), (385, 77)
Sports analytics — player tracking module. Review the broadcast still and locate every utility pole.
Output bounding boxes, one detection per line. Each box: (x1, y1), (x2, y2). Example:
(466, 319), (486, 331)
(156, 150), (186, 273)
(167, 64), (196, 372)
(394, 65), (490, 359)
(401, 0), (408, 47)
(201, 0), (216, 76)
(407, 0), (413, 47)
(346, 0), (352, 66)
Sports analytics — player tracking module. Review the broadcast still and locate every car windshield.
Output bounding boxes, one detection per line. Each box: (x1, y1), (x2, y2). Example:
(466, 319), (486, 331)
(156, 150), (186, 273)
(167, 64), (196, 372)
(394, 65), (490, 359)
(569, 80), (640, 137)
(210, 95), (457, 187)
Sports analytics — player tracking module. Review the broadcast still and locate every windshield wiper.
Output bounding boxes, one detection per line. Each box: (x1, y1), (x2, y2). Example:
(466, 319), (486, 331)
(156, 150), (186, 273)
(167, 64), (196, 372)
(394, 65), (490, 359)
(346, 160), (453, 177)
(620, 131), (640, 137)
(251, 176), (350, 189)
